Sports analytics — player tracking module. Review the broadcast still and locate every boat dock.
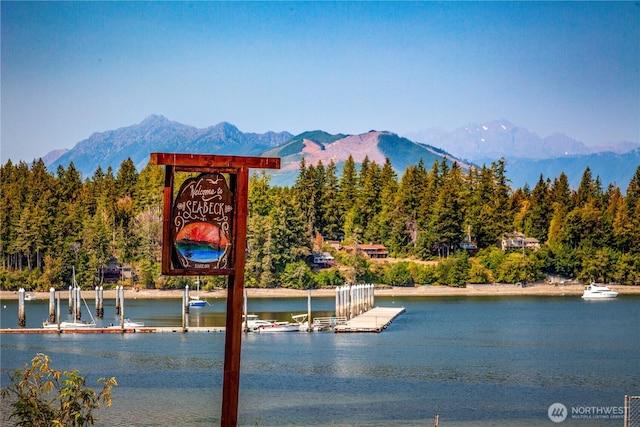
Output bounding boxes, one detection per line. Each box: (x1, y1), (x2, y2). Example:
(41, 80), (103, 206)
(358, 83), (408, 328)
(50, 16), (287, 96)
(333, 306), (405, 333)
(1, 310), (405, 334)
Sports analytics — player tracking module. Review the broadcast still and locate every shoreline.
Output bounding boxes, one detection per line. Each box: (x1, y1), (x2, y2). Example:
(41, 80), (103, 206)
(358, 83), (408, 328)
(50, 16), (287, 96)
(2, 283), (640, 301)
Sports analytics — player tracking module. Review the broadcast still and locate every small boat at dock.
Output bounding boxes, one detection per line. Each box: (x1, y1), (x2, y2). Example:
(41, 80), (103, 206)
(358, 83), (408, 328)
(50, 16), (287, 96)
(106, 318), (145, 328)
(43, 320), (97, 329)
(256, 314), (310, 333)
(188, 277), (208, 307)
(243, 314), (274, 331)
(256, 321), (301, 333)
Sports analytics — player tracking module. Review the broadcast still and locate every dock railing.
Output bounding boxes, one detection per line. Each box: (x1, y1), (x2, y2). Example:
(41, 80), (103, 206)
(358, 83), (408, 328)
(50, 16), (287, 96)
(312, 316), (347, 331)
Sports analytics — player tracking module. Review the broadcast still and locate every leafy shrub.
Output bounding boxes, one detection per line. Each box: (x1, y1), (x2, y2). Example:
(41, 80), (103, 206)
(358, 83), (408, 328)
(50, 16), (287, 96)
(1, 353), (117, 427)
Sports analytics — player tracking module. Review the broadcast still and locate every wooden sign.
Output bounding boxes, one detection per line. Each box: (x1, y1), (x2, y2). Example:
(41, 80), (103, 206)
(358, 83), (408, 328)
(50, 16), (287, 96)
(172, 173), (233, 271)
(149, 153), (280, 276)
(149, 153), (280, 427)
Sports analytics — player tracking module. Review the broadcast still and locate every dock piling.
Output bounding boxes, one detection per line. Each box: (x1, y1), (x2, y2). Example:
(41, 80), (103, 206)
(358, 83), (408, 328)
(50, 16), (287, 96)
(18, 288), (26, 327)
(115, 285), (121, 315)
(243, 289), (248, 332)
(74, 286), (81, 321)
(119, 286), (125, 330)
(307, 289), (312, 333)
(56, 291), (61, 330)
(182, 286), (188, 331)
(49, 287), (56, 323)
(95, 286), (100, 317)
(98, 286), (104, 318)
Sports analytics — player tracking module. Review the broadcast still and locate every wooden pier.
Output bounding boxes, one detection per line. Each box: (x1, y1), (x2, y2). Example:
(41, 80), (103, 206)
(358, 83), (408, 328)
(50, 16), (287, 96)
(333, 306), (405, 333)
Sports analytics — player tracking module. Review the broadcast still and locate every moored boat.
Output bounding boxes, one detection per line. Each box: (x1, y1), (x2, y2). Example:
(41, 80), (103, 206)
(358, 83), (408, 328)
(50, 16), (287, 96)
(292, 313), (310, 332)
(188, 297), (207, 307)
(256, 321), (301, 333)
(188, 277), (208, 307)
(243, 314), (274, 331)
(581, 283), (618, 299)
(108, 318), (145, 328)
(43, 320), (97, 329)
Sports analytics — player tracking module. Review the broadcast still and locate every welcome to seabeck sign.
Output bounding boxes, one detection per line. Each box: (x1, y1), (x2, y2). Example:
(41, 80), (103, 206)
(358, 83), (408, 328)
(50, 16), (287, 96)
(172, 173), (233, 270)
(149, 153), (280, 427)
(149, 153), (280, 277)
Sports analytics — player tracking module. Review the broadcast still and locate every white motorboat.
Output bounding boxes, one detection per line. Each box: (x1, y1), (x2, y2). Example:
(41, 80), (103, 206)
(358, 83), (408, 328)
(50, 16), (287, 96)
(243, 314), (274, 331)
(581, 283), (618, 299)
(256, 321), (301, 333)
(24, 294), (37, 301)
(292, 313), (310, 332)
(124, 318), (144, 327)
(43, 320), (97, 329)
(107, 318), (145, 328)
(256, 314), (310, 333)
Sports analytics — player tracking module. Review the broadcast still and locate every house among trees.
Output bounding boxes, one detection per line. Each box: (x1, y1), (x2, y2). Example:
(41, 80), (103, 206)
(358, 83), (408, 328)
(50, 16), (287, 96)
(345, 244), (389, 259)
(98, 256), (135, 283)
(499, 232), (540, 251)
(312, 252), (335, 267)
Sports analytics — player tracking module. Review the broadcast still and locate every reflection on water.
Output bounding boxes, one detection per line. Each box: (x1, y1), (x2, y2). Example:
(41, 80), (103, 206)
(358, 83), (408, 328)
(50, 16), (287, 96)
(1, 295), (638, 426)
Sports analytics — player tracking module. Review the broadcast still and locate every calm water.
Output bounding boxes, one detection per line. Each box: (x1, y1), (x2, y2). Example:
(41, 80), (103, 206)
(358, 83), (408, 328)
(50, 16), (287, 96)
(1, 294), (638, 426)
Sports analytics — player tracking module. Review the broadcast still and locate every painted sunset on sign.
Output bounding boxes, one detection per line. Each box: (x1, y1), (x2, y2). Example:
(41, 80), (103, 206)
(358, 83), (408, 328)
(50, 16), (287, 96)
(175, 222), (229, 263)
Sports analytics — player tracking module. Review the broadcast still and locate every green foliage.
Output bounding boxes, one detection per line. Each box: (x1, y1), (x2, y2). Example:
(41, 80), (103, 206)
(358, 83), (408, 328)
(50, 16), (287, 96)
(468, 259), (493, 284)
(407, 263), (438, 285)
(384, 262), (414, 287)
(280, 261), (315, 289)
(2, 154), (640, 289)
(436, 252), (471, 287)
(1, 353), (117, 427)
(314, 269), (345, 288)
(493, 253), (539, 283)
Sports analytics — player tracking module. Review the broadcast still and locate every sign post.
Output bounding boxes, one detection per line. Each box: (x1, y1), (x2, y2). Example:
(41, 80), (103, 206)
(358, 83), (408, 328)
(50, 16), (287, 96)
(149, 153), (280, 426)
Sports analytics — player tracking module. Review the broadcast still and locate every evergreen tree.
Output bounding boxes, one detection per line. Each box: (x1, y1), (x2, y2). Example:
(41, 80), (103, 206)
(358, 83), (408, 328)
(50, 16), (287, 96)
(134, 164), (164, 212)
(625, 166), (640, 218)
(574, 167), (596, 207)
(491, 158), (512, 239)
(360, 159), (382, 242)
(469, 165), (498, 248)
(370, 158), (398, 245)
(320, 160), (343, 240)
(429, 162), (465, 257)
(339, 155), (358, 238)
(525, 175), (551, 242)
(292, 158), (317, 240)
(115, 158), (138, 198)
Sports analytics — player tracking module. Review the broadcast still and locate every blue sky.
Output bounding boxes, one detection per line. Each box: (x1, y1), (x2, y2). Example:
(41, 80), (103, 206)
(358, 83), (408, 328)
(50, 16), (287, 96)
(2, 1), (638, 163)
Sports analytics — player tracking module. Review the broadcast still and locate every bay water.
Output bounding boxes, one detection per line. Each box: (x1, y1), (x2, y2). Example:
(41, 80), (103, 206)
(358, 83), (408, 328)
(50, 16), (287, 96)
(1, 294), (638, 426)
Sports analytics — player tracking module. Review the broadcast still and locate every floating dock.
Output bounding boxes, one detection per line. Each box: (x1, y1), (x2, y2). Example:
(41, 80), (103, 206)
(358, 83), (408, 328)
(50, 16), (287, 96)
(333, 306), (405, 333)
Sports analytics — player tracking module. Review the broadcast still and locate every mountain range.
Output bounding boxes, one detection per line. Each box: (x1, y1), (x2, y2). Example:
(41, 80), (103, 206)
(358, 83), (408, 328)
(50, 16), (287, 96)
(45, 115), (638, 191)
(405, 120), (638, 160)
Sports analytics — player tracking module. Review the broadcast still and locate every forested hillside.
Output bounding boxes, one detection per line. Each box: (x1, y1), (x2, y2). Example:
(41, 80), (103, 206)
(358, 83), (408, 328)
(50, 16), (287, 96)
(2, 155), (639, 291)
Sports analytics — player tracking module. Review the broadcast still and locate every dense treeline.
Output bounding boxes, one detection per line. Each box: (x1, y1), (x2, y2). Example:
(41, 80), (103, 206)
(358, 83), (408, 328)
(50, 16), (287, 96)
(2, 155), (640, 291)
